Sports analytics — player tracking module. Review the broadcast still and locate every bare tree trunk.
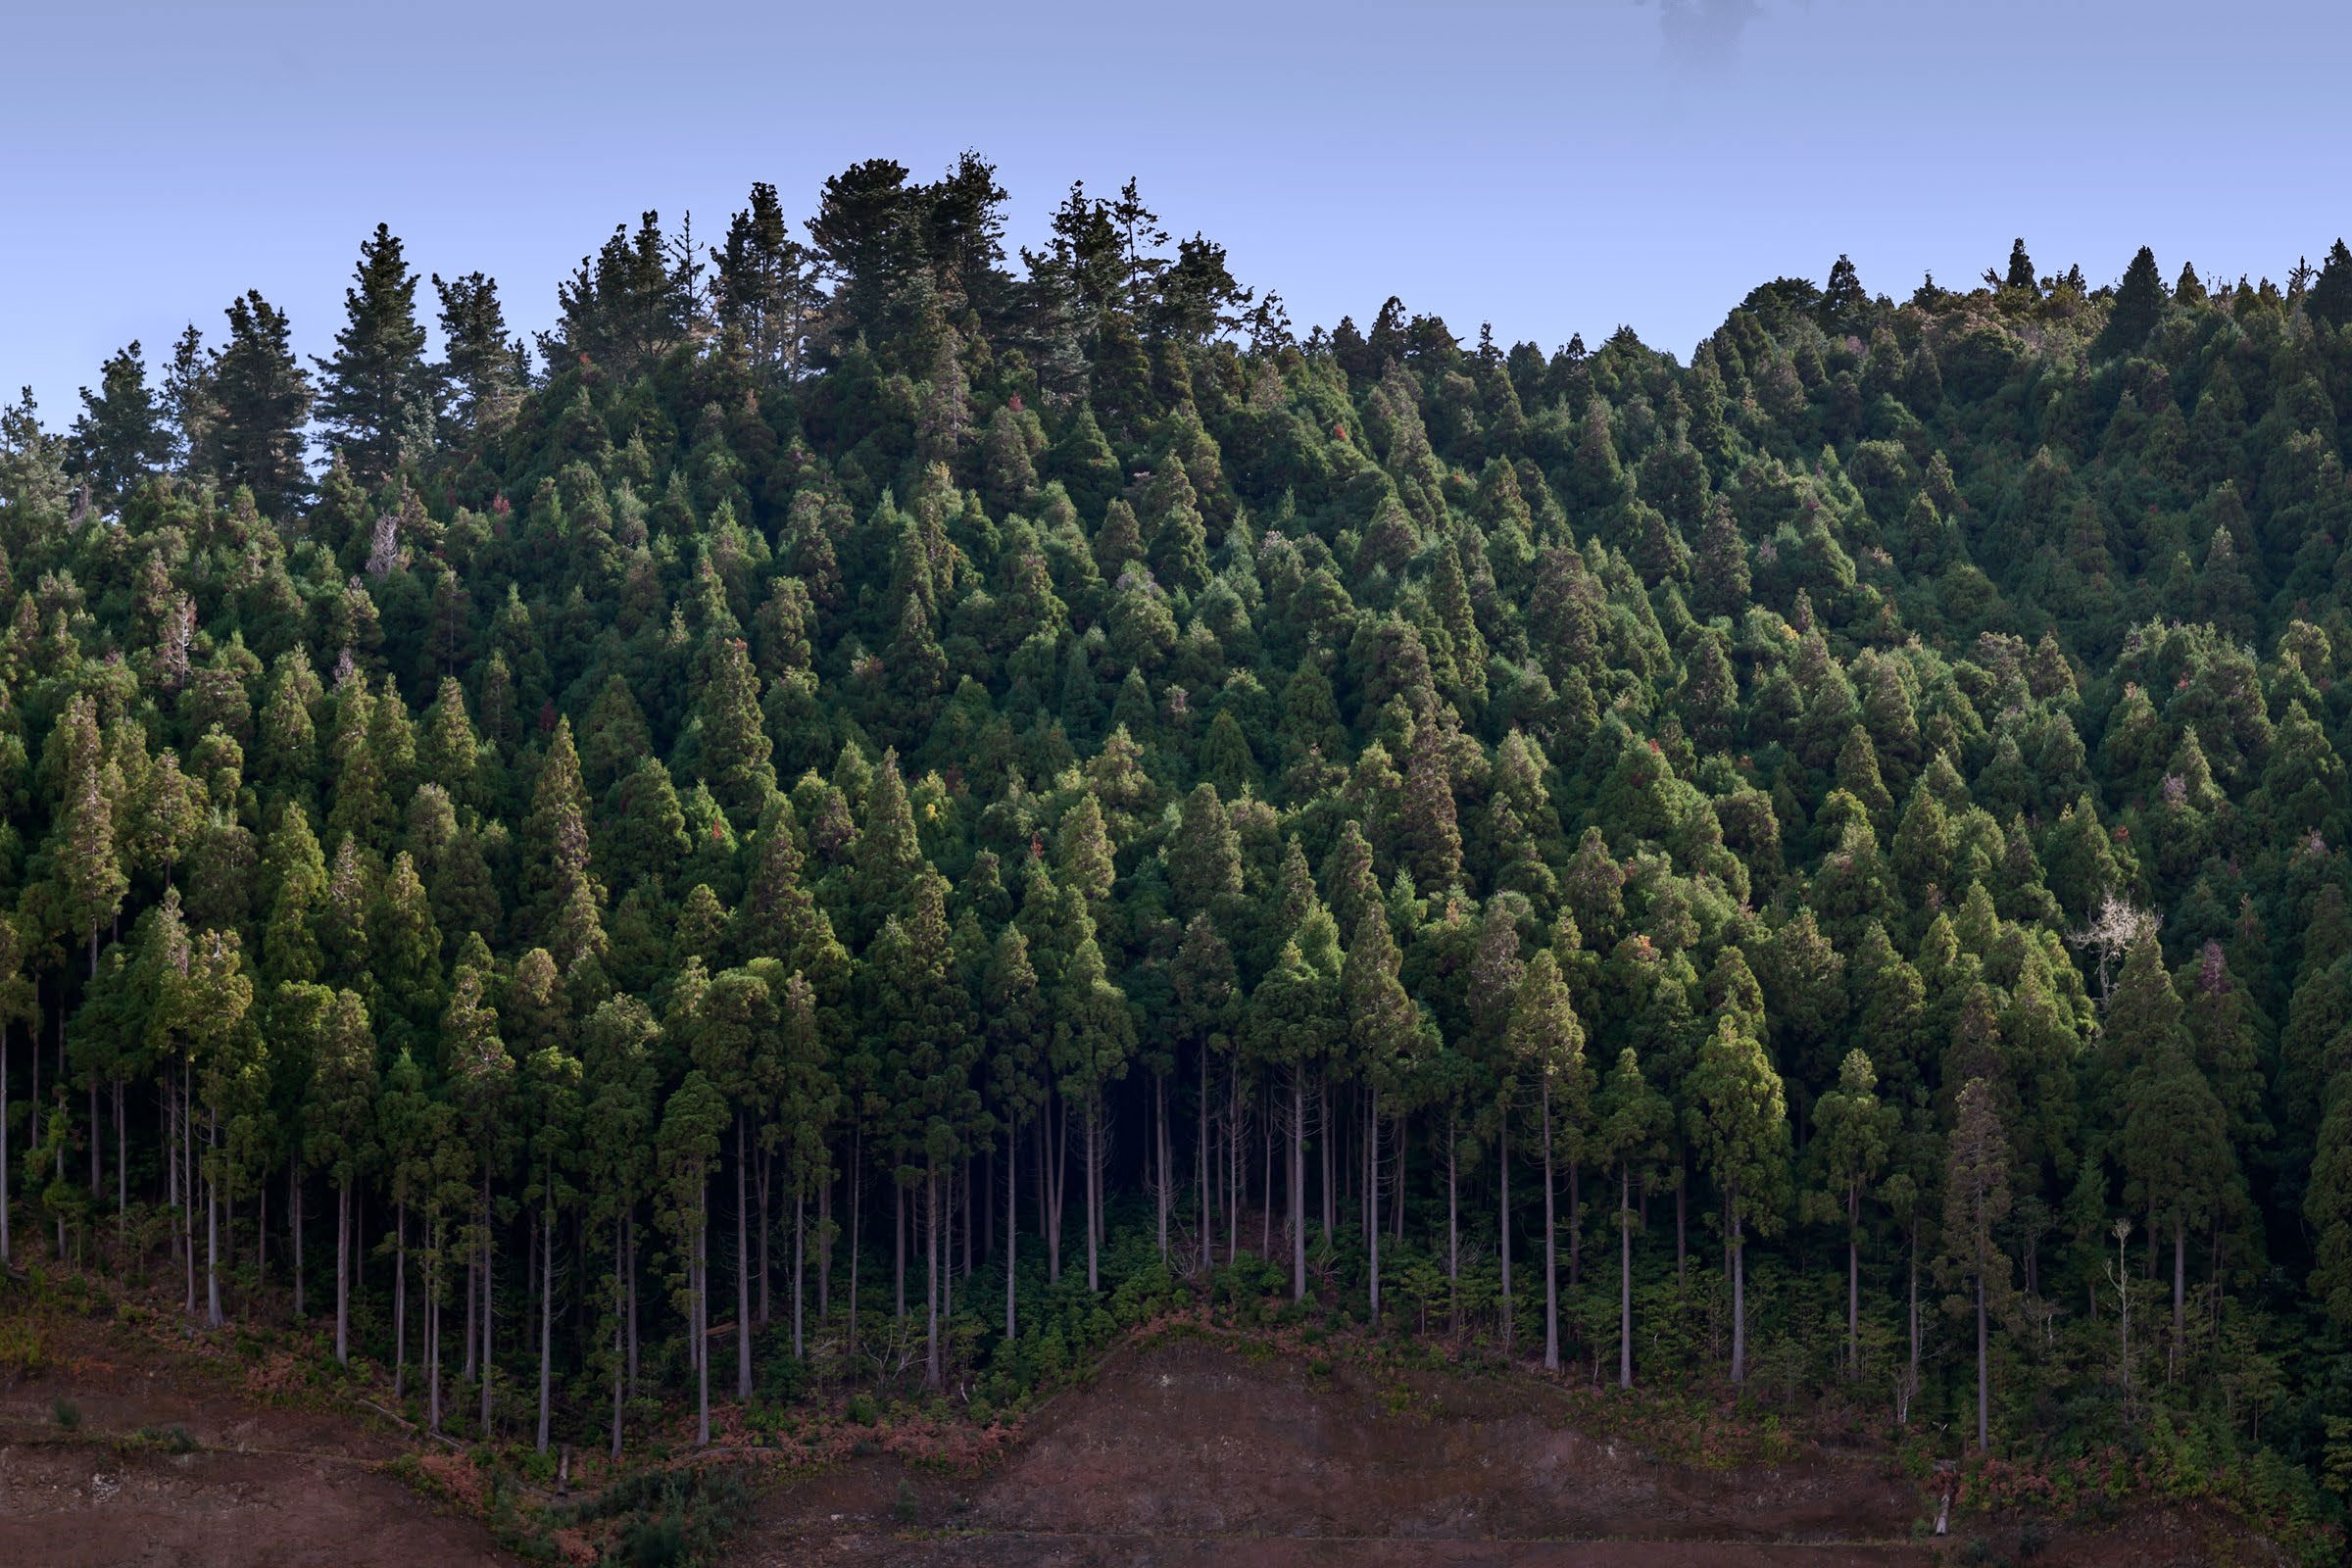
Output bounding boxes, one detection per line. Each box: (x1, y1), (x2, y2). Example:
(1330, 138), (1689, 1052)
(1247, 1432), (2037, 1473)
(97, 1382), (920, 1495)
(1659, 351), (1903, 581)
(817, 1162), (832, 1317)
(428, 1228), (442, 1434)
(1154, 1073), (1170, 1262)
(336, 1182), (351, 1364)
(1975, 1269), (1989, 1450)
(394, 1203), (409, 1399)
(894, 1181), (906, 1318)
(1618, 1164), (1633, 1390)
(480, 1199), (495, 1439)
(1086, 1101), (1103, 1293)
(114, 1078), (125, 1250)
(1730, 1197), (1746, 1385)
(1319, 1077), (1333, 1241)
(205, 1112), (222, 1327)
(1005, 1120), (1019, 1342)
(1367, 1092), (1381, 1321)
(925, 1165), (942, 1390)
(1446, 1119), (1459, 1332)
(1498, 1121), (1512, 1350)
(695, 1208), (710, 1447)
(736, 1116), (753, 1400)
(793, 1185), (807, 1359)
(537, 1207), (555, 1453)
(1290, 1073), (1306, 1301)
(860, 1133), (870, 1345)
(292, 1164), (306, 1318)
(1846, 1184), (1860, 1377)
(1542, 1083), (1558, 1372)
(610, 1213), (624, 1459)
(1, 1028), (11, 1267)
(1198, 1041), (1211, 1273)
(626, 1210), (640, 1396)
(2172, 1210), (2185, 1383)
(758, 1145), (772, 1327)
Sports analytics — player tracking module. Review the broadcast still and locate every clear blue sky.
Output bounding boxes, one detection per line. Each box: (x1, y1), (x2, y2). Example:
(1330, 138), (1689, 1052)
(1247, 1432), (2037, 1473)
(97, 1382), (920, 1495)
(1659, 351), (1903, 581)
(3, 0), (2345, 418)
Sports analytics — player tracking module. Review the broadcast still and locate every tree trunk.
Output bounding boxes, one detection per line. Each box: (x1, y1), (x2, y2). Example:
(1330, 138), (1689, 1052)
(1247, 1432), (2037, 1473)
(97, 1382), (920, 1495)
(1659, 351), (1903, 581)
(428, 1228), (442, 1434)
(1290, 1073), (1306, 1302)
(1498, 1120), (1512, 1350)
(336, 1181), (351, 1364)
(1319, 1077), (1333, 1242)
(293, 1165), (307, 1319)
(1446, 1120), (1459, 1333)
(1086, 1100), (1103, 1293)
(1542, 1082), (1558, 1372)
(1618, 1164), (1633, 1390)
(1975, 1268), (1989, 1450)
(1198, 1041), (1211, 1272)
(205, 1111), (222, 1328)
(695, 1205), (710, 1447)
(925, 1165), (942, 1390)
(611, 1212), (625, 1459)
(537, 1206), (555, 1452)
(1155, 1073), (1170, 1263)
(1, 1028), (11, 1267)
(114, 1078), (126, 1250)
(1730, 1200), (1746, 1385)
(1847, 1183), (1861, 1377)
(793, 1184), (807, 1359)
(895, 1180), (906, 1318)
(2172, 1210), (2185, 1383)
(1005, 1119), (1019, 1342)
(860, 1133), (870, 1345)
(736, 1116), (753, 1400)
(1905, 1222), (1920, 1423)
(478, 1180), (496, 1436)
(393, 1202), (408, 1399)
(1568, 1161), (1581, 1290)
(626, 1211), (640, 1396)
(1674, 1154), (1688, 1286)
(1367, 1092), (1381, 1322)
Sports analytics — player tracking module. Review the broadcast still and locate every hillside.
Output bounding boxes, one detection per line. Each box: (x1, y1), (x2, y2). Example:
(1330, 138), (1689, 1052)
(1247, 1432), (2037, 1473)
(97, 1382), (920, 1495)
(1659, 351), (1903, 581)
(2, 159), (2351, 1558)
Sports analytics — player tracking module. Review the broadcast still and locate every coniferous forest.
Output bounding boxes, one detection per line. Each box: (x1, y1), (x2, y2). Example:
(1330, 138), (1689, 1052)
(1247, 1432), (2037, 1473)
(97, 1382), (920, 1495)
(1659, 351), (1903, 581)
(7, 157), (2352, 1538)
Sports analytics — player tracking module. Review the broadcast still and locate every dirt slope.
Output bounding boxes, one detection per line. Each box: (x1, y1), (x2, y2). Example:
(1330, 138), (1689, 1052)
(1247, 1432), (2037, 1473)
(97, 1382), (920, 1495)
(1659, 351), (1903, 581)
(747, 1336), (1938, 1566)
(0, 1321), (511, 1568)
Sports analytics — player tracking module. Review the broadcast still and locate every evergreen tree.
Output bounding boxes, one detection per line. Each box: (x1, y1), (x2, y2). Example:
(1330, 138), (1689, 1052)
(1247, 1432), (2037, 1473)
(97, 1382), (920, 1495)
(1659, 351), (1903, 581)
(213, 289), (314, 514)
(317, 224), (434, 487)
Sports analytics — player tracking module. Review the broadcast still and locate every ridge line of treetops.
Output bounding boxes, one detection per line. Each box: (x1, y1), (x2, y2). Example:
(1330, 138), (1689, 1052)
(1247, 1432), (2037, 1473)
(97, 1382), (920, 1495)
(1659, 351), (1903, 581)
(5, 154), (2352, 1492)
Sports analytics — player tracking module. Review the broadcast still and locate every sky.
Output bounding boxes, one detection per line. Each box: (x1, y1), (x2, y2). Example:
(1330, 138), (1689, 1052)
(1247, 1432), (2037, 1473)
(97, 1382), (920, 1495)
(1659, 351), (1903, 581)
(2, 0), (2347, 419)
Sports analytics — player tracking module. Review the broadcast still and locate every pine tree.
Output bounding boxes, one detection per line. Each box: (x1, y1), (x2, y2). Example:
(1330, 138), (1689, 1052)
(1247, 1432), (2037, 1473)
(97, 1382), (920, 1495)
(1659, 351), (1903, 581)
(1943, 1077), (2012, 1451)
(695, 635), (774, 827)
(1808, 1049), (1895, 1376)
(317, 224), (433, 488)
(656, 1069), (728, 1446)
(1592, 1047), (1671, 1388)
(302, 989), (377, 1364)
(1686, 1008), (1789, 1384)
(72, 342), (167, 509)
(2096, 246), (2166, 360)
(432, 270), (525, 441)
(1505, 948), (1590, 1370)
(213, 290), (314, 514)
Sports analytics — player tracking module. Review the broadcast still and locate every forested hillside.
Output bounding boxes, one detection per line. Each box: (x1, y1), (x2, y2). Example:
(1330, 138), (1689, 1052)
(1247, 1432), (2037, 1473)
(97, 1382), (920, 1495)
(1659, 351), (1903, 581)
(5, 158), (2352, 1518)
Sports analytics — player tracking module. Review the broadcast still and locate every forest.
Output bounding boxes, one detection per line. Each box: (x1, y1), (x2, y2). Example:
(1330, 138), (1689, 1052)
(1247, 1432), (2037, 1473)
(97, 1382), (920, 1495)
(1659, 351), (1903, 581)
(4, 153), (2352, 1528)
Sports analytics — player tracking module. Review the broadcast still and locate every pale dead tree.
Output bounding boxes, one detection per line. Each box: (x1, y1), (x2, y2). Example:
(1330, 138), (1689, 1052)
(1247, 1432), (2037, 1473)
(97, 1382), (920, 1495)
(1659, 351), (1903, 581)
(2069, 893), (2159, 1004)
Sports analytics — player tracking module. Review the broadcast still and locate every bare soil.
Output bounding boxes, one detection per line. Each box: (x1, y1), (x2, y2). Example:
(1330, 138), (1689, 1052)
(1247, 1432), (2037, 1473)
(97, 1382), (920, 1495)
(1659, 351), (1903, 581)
(746, 1335), (1941, 1566)
(0, 1316), (511, 1568)
(0, 1309), (2289, 1568)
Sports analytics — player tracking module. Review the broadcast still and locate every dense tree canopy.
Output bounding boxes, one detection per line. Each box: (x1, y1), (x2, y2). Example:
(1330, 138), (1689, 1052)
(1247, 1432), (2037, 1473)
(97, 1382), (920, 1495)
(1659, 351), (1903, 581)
(5, 166), (2352, 1521)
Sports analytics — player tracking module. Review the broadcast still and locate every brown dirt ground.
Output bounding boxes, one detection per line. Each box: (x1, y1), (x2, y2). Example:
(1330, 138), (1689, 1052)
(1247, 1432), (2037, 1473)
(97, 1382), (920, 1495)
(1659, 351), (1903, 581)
(742, 1336), (2290, 1568)
(0, 1309), (2292, 1568)
(0, 1316), (512, 1568)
